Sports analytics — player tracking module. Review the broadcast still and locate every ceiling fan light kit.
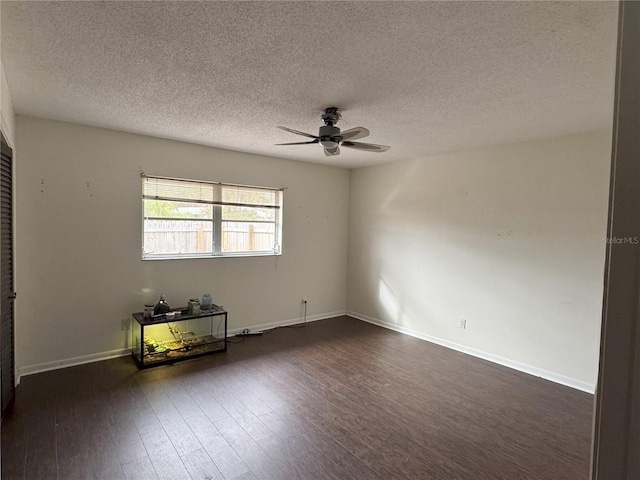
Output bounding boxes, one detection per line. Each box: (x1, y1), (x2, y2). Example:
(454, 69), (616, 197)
(276, 107), (390, 157)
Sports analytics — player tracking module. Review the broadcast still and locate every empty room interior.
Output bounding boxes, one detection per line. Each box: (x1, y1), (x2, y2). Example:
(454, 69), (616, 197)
(1, 1), (639, 479)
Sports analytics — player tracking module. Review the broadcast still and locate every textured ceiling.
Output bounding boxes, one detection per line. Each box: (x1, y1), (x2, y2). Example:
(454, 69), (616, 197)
(0, 1), (619, 168)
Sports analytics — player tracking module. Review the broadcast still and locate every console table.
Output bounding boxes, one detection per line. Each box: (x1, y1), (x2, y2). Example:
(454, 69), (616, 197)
(131, 305), (227, 368)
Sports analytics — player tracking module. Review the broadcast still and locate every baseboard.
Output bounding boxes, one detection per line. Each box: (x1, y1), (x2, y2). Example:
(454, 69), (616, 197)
(16, 310), (346, 382)
(347, 310), (596, 394)
(227, 310), (346, 336)
(17, 348), (131, 383)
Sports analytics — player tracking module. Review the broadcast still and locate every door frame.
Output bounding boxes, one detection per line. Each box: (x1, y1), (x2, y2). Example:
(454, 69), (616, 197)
(591, 1), (640, 478)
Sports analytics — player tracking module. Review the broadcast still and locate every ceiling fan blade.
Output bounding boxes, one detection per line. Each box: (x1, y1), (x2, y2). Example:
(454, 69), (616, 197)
(275, 140), (319, 146)
(336, 127), (370, 142)
(324, 146), (340, 156)
(277, 126), (318, 139)
(341, 141), (390, 152)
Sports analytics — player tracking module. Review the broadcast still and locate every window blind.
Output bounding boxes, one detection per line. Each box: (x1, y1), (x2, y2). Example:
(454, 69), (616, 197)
(142, 176), (282, 209)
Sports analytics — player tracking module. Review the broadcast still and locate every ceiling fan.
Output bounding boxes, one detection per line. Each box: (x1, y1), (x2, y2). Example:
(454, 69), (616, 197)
(276, 107), (390, 157)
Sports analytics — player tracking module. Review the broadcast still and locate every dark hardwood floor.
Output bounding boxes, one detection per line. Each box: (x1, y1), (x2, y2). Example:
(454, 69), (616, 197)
(1, 316), (593, 480)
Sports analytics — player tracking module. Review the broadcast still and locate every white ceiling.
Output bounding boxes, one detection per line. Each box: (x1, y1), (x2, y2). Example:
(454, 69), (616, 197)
(0, 1), (619, 169)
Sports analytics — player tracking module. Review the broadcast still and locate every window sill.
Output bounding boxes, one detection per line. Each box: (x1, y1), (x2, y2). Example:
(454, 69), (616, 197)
(142, 252), (282, 261)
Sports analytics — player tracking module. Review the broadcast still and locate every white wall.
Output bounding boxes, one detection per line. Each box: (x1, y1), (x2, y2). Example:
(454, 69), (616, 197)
(15, 116), (349, 373)
(347, 131), (611, 391)
(14, 115), (612, 391)
(0, 60), (15, 146)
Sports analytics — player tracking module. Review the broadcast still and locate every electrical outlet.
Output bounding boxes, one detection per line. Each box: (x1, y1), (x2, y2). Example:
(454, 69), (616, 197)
(302, 296), (307, 303)
(122, 318), (130, 330)
(459, 318), (467, 329)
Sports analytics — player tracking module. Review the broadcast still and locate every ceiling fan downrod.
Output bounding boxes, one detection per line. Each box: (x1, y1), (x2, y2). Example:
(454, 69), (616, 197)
(321, 107), (341, 126)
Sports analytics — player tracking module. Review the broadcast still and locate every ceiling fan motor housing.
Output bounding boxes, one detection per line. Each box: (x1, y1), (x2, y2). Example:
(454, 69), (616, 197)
(319, 124), (341, 149)
(319, 124), (341, 139)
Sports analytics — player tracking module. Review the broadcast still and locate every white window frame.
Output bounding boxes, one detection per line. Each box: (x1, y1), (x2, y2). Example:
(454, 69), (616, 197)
(142, 174), (283, 260)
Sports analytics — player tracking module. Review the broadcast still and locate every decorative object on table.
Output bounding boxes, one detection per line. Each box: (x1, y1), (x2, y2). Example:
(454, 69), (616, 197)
(143, 303), (154, 319)
(201, 293), (212, 311)
(188, 298), (201, 315)
(154, 294), (171, 316)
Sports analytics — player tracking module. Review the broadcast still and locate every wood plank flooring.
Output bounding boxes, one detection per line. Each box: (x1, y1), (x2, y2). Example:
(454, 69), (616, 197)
(1, 316), (594, 479)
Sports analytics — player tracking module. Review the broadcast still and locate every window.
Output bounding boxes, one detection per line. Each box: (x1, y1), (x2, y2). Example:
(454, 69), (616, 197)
(142, 175), (283, 259)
